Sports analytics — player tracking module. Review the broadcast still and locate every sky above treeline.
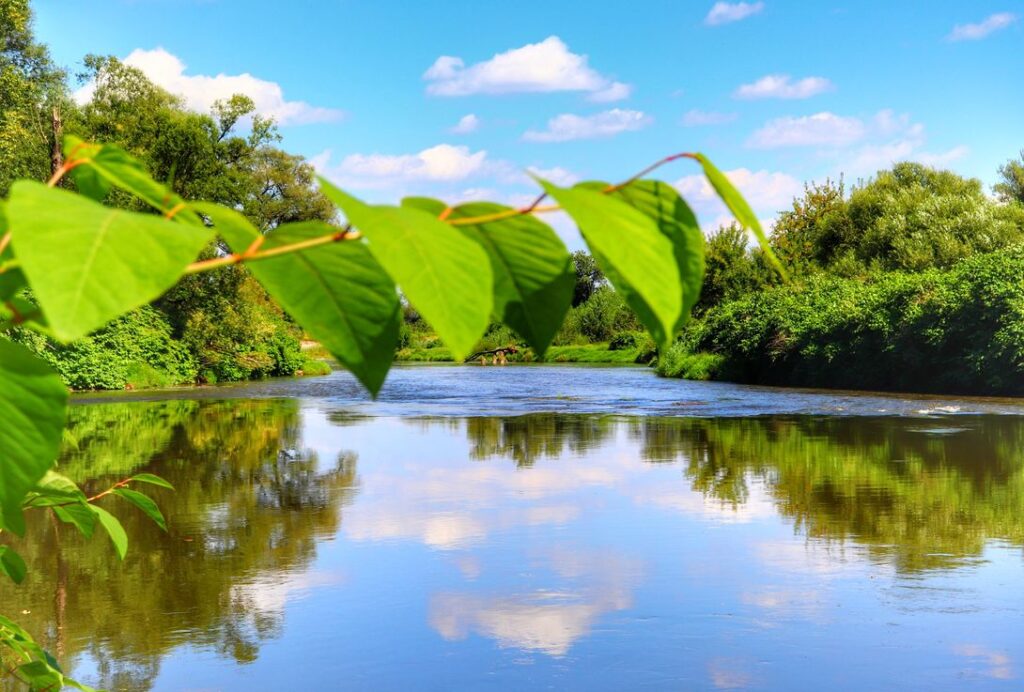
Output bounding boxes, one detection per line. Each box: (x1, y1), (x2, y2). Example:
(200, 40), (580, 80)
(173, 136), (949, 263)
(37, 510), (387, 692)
(34, 0), (1024, 238)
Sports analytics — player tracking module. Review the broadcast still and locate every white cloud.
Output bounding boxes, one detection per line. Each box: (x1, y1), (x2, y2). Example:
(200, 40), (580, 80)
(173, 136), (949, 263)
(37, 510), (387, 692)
(681, 109), (738, 126)
(424, 36), (630, 101)
(747, 112), (866, 148)
(705, 1), (764, 25)
(450, 113), (481, 134)
(522, 109), (652, 143)
(312, 144), (489, 189)
(674, 167), (803, 231)
(527, 166), (580, 187)
(734, 74), (834, 100)
(588, 81), (633, 103)
(74, 47), (343, 126)
(948, 12), (1017, 41)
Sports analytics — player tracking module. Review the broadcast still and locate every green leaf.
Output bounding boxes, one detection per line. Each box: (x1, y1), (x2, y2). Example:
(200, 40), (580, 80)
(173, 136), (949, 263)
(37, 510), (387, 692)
(52, 503), (97, 539)
(692, 153), (787, 280)
(537, 178), (683, 348)
(64, 136), (199, 224)
(0, 268), (27, 302)
(23, 471), (86, 507)
(0, 546), (27, 584)
(0, 340), (67, 534)
(89, 504), (128, 559)
(197, 203), (401, 395)
(114, 488), (167, 531)
(400, 197), (448, 216)
(448, 203), (574, 355)
(7, 181), (214, 342)
(320, 179), (493, 360)
(129, 473), (174, 490)
(580, 180), (706, 330)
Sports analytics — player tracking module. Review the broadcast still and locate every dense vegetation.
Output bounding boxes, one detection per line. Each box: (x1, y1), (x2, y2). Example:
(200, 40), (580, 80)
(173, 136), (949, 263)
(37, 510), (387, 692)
(1, 4), (334, 389)
(659, 158), (1024, 395)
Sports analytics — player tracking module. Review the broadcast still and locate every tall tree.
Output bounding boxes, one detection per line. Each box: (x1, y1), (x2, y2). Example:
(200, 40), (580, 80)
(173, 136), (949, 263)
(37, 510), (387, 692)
(0, 0), (67, 193)
(995, 151), (1024, 205)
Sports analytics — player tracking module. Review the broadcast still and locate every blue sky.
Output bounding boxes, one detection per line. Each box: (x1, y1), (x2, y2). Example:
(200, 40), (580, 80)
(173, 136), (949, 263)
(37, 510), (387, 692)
(34, 0), (1024, 238)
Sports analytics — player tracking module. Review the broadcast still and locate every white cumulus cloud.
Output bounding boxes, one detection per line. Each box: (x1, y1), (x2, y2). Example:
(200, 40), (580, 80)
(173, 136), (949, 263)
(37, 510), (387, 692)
(522, 109), (652, 143)
(734, 74), (834, 100)
(747, 112), (866, 148)
(450, 113), (481, 134)
(74, 47), (344, 126)
(311, 144), (489, 190)
(705, 1), (765, 26)
(423, 36), (630, 101)
(674, 167), (803, 231)
(948, 12), (1017, 41)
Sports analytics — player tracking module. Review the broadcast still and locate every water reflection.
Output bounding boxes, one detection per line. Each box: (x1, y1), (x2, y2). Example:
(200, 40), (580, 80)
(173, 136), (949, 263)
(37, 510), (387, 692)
(1, 398), (1023, 689)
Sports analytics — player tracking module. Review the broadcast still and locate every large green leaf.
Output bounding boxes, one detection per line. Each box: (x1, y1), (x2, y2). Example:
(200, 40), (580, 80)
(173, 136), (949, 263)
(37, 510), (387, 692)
(537, 179), (683, 348)
(448, 203), (573, 355)
(197, 203), (401, 395)
(129, 473), (174, 490)
(320, 179), (492, 360)
(400, 197), (448, 216)
(63, 136), (200, 224)
(579, 180), (705, 331)
(692, 153), (787, 280)
(7, 181), (214, 342)
(0, 340), (67, 534)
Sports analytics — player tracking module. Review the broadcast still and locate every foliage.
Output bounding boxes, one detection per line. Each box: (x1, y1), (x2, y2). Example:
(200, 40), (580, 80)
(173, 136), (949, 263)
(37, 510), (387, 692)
(668, 247), (1024, 394)
(695, 223), (776, 314)
(570, 250), (604, 307)
(995, 150), (1024, 205)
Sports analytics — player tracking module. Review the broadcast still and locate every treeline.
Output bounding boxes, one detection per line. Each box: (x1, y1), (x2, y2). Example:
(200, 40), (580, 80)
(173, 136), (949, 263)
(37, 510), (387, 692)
(659, 157), (1024, 395)
(2, 2), (333, 388)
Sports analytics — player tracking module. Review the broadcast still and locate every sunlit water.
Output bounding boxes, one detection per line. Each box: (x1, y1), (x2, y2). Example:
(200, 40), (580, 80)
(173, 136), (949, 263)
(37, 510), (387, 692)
(4, 366), (1024, 690)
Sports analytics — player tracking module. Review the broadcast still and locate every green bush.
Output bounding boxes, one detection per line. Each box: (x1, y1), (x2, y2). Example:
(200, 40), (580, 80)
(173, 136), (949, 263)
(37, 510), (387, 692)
(671, 247), (1024, 394)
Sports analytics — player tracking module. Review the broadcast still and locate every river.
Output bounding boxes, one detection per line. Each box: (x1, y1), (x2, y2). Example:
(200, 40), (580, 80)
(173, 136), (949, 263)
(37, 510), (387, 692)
(3, 365), (1024, 690)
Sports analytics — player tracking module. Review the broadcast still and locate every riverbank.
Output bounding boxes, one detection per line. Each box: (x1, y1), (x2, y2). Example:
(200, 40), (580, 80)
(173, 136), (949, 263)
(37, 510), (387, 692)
(656, 249), (1024, 396)
(396, 341), (652, 365)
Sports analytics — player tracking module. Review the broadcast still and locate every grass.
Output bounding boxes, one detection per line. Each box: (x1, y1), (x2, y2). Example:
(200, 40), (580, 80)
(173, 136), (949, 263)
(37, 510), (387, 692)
(394, 341), (646, 365)
(655, 346), (726, 381)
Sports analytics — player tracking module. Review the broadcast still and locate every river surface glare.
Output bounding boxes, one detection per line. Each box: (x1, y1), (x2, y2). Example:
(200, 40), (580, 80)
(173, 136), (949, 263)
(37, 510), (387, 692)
(5, 365), (1024, 690)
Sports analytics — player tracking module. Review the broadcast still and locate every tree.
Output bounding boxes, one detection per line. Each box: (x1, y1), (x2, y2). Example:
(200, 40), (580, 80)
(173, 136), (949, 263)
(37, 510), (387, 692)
(695, 223), (775, 314)
(0, 0), (67, 194)
(995, 150), (1024, 205)
(571, 250), (605, 307)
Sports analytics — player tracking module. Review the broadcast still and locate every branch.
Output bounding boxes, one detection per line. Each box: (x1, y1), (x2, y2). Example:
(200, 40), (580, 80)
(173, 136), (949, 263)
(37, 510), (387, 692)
(183, 152), (697, 276)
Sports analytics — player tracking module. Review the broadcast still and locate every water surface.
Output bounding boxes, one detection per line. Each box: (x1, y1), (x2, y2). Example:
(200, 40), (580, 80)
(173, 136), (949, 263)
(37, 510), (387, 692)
(4, 366), (1024, 690)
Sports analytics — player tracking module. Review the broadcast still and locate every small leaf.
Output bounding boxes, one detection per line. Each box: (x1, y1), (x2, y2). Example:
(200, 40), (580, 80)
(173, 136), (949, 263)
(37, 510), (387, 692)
(692, 153), (787, 280)
(0, 340), (67, 534)
(198, 203), (401, 395)
(129, 473), (174, 490)
(537, 178), (683, 348)
(400, 197), (448, 216)
(0, 546), (27, 584)
(320, 179), (492, 360)
(448, 203), (574, 355)
(114, 488), (167, 531)
(89, 504), (128, 559)
(53, 503), (97, 539)
(7, 181), (214, 341)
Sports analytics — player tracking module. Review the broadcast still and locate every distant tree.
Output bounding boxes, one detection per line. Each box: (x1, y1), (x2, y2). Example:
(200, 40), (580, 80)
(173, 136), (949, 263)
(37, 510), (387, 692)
(995, 151), (1024, 205)
(696, 223), (774, 314)
(770, 178), (850, 273)
(845, 163), (1024, 271)
(0, 0), (67, 193)
(571, 250), (605, 306)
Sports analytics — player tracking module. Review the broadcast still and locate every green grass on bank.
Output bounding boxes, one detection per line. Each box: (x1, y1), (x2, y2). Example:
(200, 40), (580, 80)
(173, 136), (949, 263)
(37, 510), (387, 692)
(395, 341), (650, 365)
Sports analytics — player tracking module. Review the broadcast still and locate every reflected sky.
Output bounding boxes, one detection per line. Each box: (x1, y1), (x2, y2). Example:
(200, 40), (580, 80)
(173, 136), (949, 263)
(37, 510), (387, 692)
(4, 370), (1024, 690)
